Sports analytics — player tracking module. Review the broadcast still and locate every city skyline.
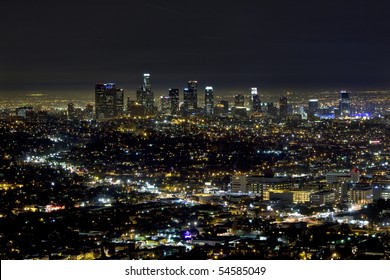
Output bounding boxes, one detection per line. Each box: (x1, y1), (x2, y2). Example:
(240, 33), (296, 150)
(2, 0), (390, 95)
(1, 0), (390, 262)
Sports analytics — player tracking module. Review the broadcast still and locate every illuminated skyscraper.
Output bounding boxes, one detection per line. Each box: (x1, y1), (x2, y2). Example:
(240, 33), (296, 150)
(137, 73), (154, 111)
(169, 88), (180, 115)
(95, 83), (124, 119)
(234, 94), (244, 107)
(143, 73), (151, 89)
(160, 95), (171, 115)
(68, 102), (75, 119)
(279, 96), (288, 121)
(205, 86), (214, 115)
(214, 100), (229, 116)
(339, 90), (350, 116)
(251, 87), (261, 112)
(114, 88), (124, 116)
(183, 80), (198, 114)
(308, 99), (319, 118)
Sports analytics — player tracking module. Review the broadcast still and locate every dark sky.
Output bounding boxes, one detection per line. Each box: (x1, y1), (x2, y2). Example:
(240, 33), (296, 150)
(1, 0), (390, 95)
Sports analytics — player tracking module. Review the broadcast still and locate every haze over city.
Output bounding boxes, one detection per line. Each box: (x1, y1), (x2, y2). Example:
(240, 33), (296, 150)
(2, 0), (390, 96)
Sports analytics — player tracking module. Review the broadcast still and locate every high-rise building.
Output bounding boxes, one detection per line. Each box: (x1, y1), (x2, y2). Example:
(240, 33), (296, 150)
(308, 99), (319, 119)
(115, 88), (124, 116)
(339, 90), (350, 117)
(143, 73), (151, 89)
(251, 87), (261, 113)
(262, 102), (278, 118)
(279, 96), (288, 121)
(95, 83), (124, 119)
(183, 80), (198, 114)
(205, 86), (214, 115)
(169, 88), (180, 115)
(234, 94), (244, 107)
(68, 103), (75, 119)
(127, 98), (146, 117)
(160, 95), (171, 115)
(137, 73), (154, 111)
(214, 100), (229, 116)
(84, 104), (94, 119)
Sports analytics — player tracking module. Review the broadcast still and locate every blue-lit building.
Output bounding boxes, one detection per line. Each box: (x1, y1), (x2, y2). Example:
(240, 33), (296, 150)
(234, 94), (244, 107)
(308, 99), (319, 118)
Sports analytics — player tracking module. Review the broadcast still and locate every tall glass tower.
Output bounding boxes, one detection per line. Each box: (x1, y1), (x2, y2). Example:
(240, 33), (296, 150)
(279, 96), (288, 121)
(205, 86), (214, 115)
(169, 88), (180, 115)
(137, 73), (154, 111)
(339, 90), (350, 116)
(183, 80), (198, 114)
(95, 83), (124, 119)
(251, 87), (261, 113)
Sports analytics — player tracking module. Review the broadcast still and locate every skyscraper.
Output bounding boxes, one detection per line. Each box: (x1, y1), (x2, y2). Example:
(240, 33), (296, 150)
(214, 100), (229, 117)
(169, 88), (180, 115)
(251, 87), (261, 113)
(95, 83), (124, 119)
(308, 99), (319, 118)
(234, 94), (244, 107)
(114, 88), (124, 116)
(205, 86), (214, 115)
(68, 102), (75, 120)
(84, 104), (94, 119)
(137, 73), (154, 112)
(183, 80), (198, 114)
(339, 90), (350, 117)
(279, 96), (288, 121)
(160, 95), (171, 115)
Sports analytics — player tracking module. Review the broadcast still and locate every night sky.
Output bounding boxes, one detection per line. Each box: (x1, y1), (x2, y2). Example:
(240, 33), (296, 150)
(1, 0), (390, 96)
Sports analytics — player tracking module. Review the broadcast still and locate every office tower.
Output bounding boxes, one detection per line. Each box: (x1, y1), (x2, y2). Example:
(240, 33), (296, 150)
(279, 96), (288, 121)
(169, 88), (180, 115)
(127, 97), (133, 113)
(266, 102), (278, 118)
(160, 95), (171, 115)
(136, 73), (154, 111)
(251, 87), (261, 112)
(234, 94), (244, 107)
(205, 86), (214, 115)
(143, 73), (151, 89)
(308, 99), (319, 118)
(219, 100), (229, 112)
(339, 90), (350, 116)
(183, 80), (198, 114)
(68, 103), (75, 119)
(115, 88), (124, 116)
(127, 98), (146, 117)
(214, 100), (229, 116)
(84, 104), (94, 119)
(95, 83), (124, 119)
